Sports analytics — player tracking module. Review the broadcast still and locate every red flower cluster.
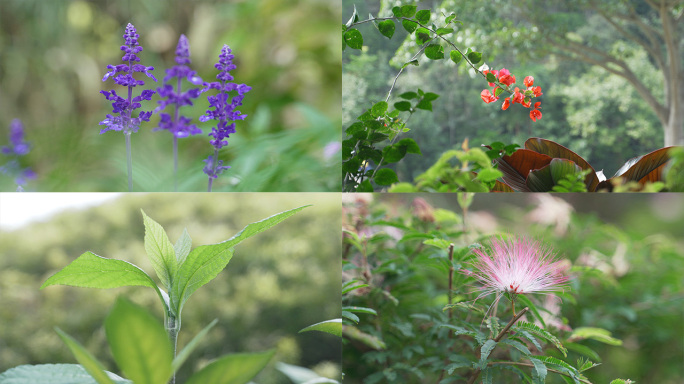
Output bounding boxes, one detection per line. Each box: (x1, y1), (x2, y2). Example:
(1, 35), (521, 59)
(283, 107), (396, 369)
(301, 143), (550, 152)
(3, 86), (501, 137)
(480, 69), (543, 122)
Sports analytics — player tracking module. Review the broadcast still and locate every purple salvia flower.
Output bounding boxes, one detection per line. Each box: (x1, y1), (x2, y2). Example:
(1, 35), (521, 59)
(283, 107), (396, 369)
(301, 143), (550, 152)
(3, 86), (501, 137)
(463, 237), (570, 315)
(99, 23), (157, 135)
(154, 34), (203, 139)
(1, 119), (36, 189)
(200, 45), (251, 190)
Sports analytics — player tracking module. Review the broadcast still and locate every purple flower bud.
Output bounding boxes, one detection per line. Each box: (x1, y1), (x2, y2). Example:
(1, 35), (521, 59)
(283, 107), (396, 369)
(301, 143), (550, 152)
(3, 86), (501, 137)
(99, 23), (157, 135)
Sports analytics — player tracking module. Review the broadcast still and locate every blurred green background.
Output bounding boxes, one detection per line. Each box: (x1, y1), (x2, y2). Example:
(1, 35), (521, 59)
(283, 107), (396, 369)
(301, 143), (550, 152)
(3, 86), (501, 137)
(343, 193), (684, 382)
(0, 193), (341, 383)
(0, 0), (341, 191)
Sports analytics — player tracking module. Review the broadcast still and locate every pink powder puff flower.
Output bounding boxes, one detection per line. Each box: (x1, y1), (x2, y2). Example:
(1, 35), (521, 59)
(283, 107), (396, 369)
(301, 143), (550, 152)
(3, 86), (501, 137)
(464, 237), (570, 315)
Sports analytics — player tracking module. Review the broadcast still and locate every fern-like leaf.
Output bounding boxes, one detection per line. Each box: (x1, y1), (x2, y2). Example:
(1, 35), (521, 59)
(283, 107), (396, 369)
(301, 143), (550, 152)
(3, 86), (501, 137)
(515, 321), (567, 357)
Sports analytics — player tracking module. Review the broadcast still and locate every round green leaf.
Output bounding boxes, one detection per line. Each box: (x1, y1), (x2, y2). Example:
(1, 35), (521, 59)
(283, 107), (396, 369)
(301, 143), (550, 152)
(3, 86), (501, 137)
(394, 101), (412, 111)
(375, 168), (399, 185)
(370, 101), (388, 117)
(450, 50), (462, 64)
(401, 19), (418, 33)
(343, 29), (363, 50)
(416, 9), (430, 24)
(415, 27), (431, 45)
(377, 20), (395, 39)
(400, 5), (417, 17)
(424, 44), (444, 60)
(467, 51), (482, 64)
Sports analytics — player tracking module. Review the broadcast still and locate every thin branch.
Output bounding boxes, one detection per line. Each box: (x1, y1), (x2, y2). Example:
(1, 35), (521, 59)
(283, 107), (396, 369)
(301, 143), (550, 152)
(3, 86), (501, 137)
(465, 307), (529, 384)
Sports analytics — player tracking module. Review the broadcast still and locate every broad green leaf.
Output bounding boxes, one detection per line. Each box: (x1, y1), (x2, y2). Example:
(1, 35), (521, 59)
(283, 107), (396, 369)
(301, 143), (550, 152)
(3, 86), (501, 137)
(423, 238), (451, 249)
(391, 6), (402, 18)
(342, 310), (359, 323)
(343, 29), (363, 50)
(55, 328), (116, 384)
(396, 138), (421, 154)
(343, 306), (377, 316)
(436, 27), (453, 35)
(105, 297), (173, 384)
(450, 50), (462, 64)
(415, 9), (430, 24)
(370, 101), (388, 117)
(401, 19), (418, 33)
(524, 137), (600, 190)
(172, 206), (309, 315)
(174, 228), (192, 266)
(424, 44), (444, 60)
(415, 27), (431, 45)
(399, 91), (418, 99)
(299, 319), (342, 337)
(382, 145), (405, 164)
(394, 101), (411, 111)
(467, 51), (482, 64)
(377, 20), (395, 39)
(141, 210), (177, 291)
(486, 72), (497, 83)
(476, 168), (503, 183)
(172, 319), (218, 373)
(0, 364), (130, 384)
(357, 179), (373, 192)
(374, 168), (399, 186)
(185, 350), (276, 384)
(527, 158), (582, 192)
(41, 251), (158, 291)
(400, 5), (417, 17)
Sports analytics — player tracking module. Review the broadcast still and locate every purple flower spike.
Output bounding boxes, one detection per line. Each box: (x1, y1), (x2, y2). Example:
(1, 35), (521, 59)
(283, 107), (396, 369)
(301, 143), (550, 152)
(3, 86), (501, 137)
(154, 34), (203, 139)
(99, 23), (157, 135)
(1, 119), (36, 189)
(201, 45), (251, 190)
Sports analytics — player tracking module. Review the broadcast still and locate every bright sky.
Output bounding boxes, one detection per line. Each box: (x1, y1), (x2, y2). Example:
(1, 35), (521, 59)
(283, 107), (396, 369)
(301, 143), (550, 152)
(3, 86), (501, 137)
(0, 193), (122, 230)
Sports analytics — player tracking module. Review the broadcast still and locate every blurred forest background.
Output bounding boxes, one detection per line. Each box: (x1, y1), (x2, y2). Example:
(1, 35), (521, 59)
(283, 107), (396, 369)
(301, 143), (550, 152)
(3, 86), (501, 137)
(0, 193), (341, 383)
(343, 193), (684, 382)
(0, 0), (341, 191)
(343, 0), (683, 184)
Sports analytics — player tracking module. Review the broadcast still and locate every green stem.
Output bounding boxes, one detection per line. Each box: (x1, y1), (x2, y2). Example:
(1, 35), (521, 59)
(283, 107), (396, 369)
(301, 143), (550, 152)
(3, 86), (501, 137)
(166, 315), (181, 384)
(173, 136), (178, 192)
(125, 132), (133, 192)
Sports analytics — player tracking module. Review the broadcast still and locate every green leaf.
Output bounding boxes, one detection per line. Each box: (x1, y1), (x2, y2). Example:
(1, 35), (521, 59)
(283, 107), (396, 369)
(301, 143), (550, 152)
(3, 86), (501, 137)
(394, 101), (412, 111)
(377, 20), (395, 39)
(185, 350), (276, 384)
(415, 9), (430, 24)
(445, 13), (457, 24)
(172, 206), (309, 315)
(276, 362), (340, 384)
(423, 238), (451, 249)
(400, 5), (417, 17)
(436, 27), (453, 35)
(0, 364), (131, 384)
(486, 72), (497, 83)
(343, 306), (378, 316)
(374, 168), (399, 186)
(382, 145), (405, 164)
(467, 51), (482, 64)
(399, 91), (418, 99)
(370, 101), (388, 117)
(396, 138), (422, 154)
(476, 168), (503, 183)
(494, 87), (504, 97)
(515, 321), (567, 357)
(174, 228), (192, 266)
(41, 251), (157, 290)
(55, 328), (116, 384)
(342, 310), (359, 323)
(450, 50), (462, 64)
(357, 179), (373, 192)
(141, 210), (177, 291)
(415, 27), (431, 45)
(401, 19), (418, 33)
(565, 342), (601, 362)
(387, 182), (417, 192)
(105, 297), (173, 384)
(172, 319), (218, 373)
(516, 295), (546, 328)
(401, 59), (419, 69)
(569, 327), (623, 346)
(527, 158), (583, 192)
(528, 357), (547, 384)
(342, 281), (369, 295)
(299, 319), (342, 337)
(391, 6), (402, 18)
(478, 340), (497, 369)
(424, 44), (444, 60)
(501, 339), (531, 356)
(343, 29), (363, 50)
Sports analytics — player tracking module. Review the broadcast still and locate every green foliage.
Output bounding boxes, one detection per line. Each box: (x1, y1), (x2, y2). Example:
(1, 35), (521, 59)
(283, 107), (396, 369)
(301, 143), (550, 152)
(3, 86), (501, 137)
(184, 349), (276, 384)
(0, 364), (130, 384)
(342, 194), (680, 382)
(299, 319), (343, 337)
